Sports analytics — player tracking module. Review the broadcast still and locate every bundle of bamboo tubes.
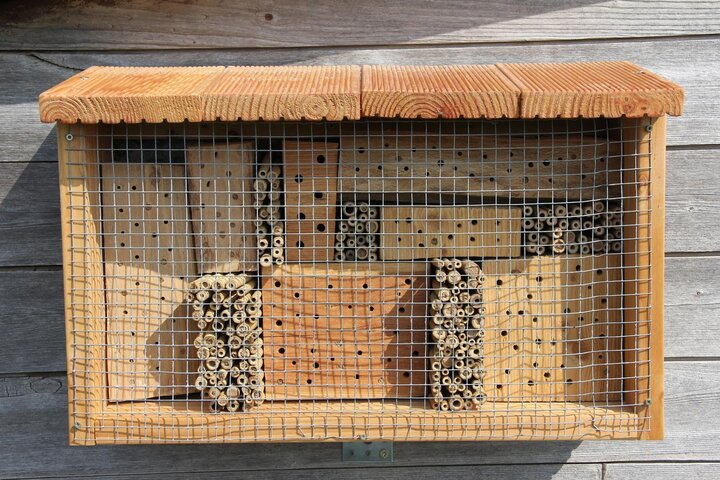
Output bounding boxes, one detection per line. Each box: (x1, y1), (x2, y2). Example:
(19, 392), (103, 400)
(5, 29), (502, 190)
(187, 273), (265, 412)
(428, 257), (487, 411)
(334, 201), (380, 261)
(254, 158), (285, 267)
(522, 201), (623, 255)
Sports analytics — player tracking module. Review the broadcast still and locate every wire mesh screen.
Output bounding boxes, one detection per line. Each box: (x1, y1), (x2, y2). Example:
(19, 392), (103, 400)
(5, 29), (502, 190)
(62, 118), (654, 442)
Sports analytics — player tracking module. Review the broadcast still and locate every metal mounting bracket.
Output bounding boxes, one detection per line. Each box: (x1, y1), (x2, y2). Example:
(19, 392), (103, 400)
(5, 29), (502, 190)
(342, 441), (393, 462)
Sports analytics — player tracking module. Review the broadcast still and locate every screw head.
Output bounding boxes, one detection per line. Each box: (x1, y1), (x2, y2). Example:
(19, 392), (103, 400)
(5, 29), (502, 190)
(65, 133), (74, 142)
(379, 449), (389, 458)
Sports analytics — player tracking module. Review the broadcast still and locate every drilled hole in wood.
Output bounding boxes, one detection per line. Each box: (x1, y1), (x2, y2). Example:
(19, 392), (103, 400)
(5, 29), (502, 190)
(294, 174), (303, 183)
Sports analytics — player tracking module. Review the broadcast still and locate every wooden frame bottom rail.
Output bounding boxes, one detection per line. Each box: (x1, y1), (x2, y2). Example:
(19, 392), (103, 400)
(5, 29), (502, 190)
(86, 401), (643, 444)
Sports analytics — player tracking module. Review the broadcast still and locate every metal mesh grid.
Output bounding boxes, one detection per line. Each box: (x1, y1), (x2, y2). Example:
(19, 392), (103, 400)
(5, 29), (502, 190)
(61, 118), (654, 442)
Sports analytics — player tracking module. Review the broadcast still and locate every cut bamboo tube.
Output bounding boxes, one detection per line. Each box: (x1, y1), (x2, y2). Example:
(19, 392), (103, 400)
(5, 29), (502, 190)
(428, 258), (486, 411)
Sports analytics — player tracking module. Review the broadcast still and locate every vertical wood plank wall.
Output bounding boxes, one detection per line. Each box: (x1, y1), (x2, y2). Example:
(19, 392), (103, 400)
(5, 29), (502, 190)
(1, 1), (718, 478)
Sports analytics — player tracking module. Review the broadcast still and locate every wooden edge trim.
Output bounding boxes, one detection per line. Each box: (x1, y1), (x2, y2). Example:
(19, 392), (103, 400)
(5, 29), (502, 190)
(58, 124), (105, 446)
(88, 402), (642, 444)
(647, 116), (666, 439)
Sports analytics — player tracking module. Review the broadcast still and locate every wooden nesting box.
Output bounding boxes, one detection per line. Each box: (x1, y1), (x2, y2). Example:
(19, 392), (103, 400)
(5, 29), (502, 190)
(41, 62), (682, 445)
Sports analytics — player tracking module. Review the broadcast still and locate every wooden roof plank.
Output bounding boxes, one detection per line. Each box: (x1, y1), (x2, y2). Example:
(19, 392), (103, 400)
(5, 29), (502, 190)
(498, 61), (684, 118)
(361, 65), (520, 119)
(203, 66), (361, 121)
(39, 66), (225, 124)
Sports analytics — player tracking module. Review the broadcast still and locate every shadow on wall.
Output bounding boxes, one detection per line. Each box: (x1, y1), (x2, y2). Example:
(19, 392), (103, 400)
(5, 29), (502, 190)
(0, 132), (61, 265)
(3, 0), (608, 50)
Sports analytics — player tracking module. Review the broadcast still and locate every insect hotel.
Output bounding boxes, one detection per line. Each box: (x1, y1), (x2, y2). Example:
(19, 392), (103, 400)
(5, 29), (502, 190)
(39, 62), (683, 444)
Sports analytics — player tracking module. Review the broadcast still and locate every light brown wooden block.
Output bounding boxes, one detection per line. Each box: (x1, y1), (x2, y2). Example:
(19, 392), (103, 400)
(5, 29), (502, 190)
(101, 163), (198, 402)
(261, 263), (428, 400)
(339, 134), (622, 200)
(483, 255), (622, 402)
(361, 65), (519, 119)
(187, 141), (257, 274)
(381, 206), (521, 260)
(498, 61), (684, 118)
(283, 141), (339, 263)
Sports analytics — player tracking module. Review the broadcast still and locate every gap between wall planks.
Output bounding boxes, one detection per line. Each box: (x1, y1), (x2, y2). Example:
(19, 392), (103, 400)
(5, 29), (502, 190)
(38, 62), (683, 124)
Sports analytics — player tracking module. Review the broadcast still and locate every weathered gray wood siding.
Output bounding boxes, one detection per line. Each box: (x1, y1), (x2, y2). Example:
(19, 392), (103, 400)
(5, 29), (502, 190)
(1, 1), (718, 478)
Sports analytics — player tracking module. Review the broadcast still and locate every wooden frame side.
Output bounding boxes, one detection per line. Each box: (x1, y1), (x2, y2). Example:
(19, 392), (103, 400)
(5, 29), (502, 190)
(58, 123), (106, 445)
(91, 401), (642, 443)
(621, 116), (666, 440)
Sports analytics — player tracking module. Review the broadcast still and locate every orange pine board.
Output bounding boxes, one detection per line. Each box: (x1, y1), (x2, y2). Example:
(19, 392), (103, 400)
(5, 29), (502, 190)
(498, 61), (684, 118)
(361, 65), (519, 119)
(283, 141), (340, 263)
(261, 263), (428, 400)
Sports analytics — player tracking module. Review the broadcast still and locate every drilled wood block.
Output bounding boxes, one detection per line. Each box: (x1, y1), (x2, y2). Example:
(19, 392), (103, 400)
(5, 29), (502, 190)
(283, 141), (339, 263)
(339, 134), (621, 200)
(187, 141), (257, 274)
(482, 255), (622, 402)
(381, 206), (521, 260)
(561, 254), (623, 402)
(101, 163), (198, 402)
(261, 263), (428, 400)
